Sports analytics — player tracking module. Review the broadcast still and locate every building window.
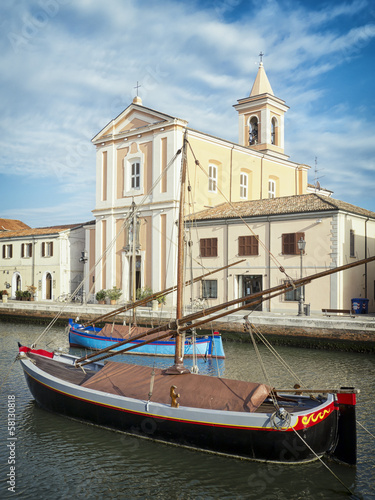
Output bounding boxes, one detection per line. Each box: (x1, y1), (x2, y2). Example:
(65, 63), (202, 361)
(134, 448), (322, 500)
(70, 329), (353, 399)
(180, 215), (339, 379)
(282, 233), (305, 255)
(131, 162), (140, 189)
(238, 235), (258, 256)
(284, 281), (305, 301)
(240, 173), (248, 199)
(200, 238), (218, 257)
(249, 117), (258, 145)
(42, 242), (53, 257)
(2, 244), (13, 259)
(21, 243), (33, 258)
(202, 280), (218, 299)
(268, 179), (276, 198)
(208, 165), (217, 193)
(271, 117), (277, 145)
(350, 230), (355, 257)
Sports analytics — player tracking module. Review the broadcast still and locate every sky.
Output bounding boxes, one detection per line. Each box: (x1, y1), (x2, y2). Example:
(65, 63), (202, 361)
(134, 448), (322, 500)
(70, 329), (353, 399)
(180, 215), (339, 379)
(1, 0), (375, 228)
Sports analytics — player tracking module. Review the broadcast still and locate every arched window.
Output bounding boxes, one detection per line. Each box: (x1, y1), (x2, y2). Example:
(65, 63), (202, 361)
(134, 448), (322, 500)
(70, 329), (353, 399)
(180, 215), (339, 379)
(271, 117), (277, 145)
(240, 173), (248, 199)
(249, 117), (258, 145)
(268, 179), (276, 198)
(208, 164), (217, 192)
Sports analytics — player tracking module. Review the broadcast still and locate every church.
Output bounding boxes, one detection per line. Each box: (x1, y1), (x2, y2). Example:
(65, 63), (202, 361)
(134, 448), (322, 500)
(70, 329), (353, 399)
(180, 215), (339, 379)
(85, 61), (375, 313)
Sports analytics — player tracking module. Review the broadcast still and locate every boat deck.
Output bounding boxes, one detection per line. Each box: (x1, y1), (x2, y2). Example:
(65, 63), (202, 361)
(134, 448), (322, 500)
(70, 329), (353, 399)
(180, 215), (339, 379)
(28, 353), (320, 414)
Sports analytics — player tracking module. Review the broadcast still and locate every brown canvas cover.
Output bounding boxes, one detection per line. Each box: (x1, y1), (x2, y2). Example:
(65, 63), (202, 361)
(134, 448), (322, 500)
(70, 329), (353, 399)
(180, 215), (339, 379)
(100, 324), (173, 342)
(81, 362), (270, 413)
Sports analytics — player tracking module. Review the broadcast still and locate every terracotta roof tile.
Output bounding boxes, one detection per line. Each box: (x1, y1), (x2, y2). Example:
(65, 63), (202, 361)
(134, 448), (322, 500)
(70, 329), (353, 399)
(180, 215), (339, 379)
(0, 222), (92, 239)
(0, 219), (30, 231)
(188, 194), (375, 221)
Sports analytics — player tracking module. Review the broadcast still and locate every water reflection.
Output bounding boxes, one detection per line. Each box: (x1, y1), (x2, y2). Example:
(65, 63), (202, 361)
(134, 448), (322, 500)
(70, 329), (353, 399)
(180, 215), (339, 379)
(0, 322), (374, 499)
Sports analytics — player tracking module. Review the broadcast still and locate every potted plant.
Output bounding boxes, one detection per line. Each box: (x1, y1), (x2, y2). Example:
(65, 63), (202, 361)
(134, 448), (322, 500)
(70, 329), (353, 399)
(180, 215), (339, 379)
(15, 290), (22, 301)
(2, 290), (8, 304)
(96, 289), (107, 305)
(156, 294), (166, 306)
(136, 286), (153, 306)
(106, 286), (122, 305)
(27, 285), (37, 301)
(22, 290), (31, 301)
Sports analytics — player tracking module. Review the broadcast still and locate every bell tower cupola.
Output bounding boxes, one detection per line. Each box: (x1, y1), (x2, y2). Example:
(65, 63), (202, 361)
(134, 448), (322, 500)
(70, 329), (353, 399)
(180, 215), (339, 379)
(234, 53), (289, 159)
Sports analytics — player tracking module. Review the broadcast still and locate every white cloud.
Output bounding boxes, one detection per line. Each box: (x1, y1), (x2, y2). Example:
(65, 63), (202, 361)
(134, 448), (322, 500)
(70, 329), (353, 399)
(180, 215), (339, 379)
(0, 0), (375, 227)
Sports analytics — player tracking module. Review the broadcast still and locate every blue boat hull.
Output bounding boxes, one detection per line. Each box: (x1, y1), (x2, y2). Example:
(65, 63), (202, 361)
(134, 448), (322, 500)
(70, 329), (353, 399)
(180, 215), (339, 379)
(68, 320), (225, 358)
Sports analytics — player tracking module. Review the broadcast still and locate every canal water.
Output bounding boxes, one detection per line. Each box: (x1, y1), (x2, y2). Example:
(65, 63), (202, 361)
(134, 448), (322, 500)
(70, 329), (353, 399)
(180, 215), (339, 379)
(0, 321), (374, 499)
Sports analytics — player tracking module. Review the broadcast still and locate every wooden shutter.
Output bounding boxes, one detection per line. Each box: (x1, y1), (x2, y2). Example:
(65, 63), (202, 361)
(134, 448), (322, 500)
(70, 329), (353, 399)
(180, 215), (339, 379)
(239, 236), (258, 256)
(50, 242), (53, 256)
(42, 242), (45, 257)
(200, 238), (218, 257)
(2, 245), (5, 258)
(282, 233), (305, 255)
(21, 244), (25, 258)
(9, 245), (12, 258)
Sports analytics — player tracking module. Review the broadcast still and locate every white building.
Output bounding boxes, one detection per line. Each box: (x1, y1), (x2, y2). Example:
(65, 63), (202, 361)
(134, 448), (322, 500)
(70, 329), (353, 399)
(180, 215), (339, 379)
(0, 222), (92, 300)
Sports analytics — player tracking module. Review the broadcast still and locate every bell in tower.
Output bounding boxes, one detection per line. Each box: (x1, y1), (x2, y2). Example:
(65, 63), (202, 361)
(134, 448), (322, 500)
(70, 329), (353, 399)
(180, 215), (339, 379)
(233, 53), (289, 159)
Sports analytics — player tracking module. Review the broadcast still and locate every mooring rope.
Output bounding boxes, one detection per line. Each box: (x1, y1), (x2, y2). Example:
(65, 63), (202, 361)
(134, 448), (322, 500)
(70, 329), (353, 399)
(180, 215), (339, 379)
(357, 420), (375, 439)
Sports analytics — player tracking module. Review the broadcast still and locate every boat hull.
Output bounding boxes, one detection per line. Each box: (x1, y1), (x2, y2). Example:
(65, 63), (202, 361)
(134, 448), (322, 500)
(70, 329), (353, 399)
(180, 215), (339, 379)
(20, 352), (339, 464)
(68, 320), (225, 358)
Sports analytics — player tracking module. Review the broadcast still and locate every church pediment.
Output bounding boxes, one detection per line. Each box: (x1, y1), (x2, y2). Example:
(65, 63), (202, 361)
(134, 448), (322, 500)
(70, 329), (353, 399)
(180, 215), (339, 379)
(92, 103), (177, 143)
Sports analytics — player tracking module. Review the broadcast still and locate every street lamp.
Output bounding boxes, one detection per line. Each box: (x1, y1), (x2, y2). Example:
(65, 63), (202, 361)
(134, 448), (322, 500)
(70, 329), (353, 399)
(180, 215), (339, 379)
(297, 236), (306, 316)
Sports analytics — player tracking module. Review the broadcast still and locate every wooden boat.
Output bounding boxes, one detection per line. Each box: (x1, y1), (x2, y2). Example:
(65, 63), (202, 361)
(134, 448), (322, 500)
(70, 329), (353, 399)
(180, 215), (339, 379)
(17, 135), (371, 465)
(68, 319), (225, 358)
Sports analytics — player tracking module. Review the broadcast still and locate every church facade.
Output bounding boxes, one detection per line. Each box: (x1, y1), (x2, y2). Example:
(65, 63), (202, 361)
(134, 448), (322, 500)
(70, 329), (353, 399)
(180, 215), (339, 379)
(86, 62), (375, 312)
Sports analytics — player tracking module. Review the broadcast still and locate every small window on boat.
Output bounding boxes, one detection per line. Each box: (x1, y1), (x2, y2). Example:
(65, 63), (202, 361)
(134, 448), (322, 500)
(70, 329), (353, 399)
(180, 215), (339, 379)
(200, 238), (218, 257)
(202, 280), (218, 299)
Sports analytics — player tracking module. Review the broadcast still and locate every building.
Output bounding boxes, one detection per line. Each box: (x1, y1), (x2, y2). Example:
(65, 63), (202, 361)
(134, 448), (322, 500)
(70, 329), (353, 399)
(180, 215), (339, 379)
(88, 61), (323, 303)
(187, 194), (375, 313)
(0, 222), (92, 300)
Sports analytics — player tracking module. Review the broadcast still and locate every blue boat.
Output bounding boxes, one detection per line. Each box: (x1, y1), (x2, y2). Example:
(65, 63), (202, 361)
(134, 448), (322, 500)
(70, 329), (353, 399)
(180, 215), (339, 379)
(68, 319), (225, 358)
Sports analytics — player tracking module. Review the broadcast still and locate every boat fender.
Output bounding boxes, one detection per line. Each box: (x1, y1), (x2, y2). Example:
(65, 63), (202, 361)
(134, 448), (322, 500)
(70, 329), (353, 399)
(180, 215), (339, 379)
(170, 385), (180, 408)
(270, 407), (291, 430)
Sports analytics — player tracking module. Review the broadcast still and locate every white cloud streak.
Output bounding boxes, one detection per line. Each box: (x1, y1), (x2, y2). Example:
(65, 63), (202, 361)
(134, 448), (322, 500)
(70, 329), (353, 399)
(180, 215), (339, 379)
(0, 0), (374, 226)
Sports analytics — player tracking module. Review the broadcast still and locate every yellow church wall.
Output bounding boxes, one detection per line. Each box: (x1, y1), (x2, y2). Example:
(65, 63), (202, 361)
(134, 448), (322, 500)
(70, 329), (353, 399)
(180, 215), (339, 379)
(116, 147), (128, 199)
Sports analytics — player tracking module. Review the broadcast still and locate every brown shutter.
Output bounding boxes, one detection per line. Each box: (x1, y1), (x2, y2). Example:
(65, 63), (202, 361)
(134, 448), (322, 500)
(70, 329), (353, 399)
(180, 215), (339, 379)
(50, 242), (53, 256)
(30, 244), (33, 258)
(21, 243), (24, 258)
(239, 236), (246, 256)
(9, 245), (12, 258)
(42, 242), (45, 257)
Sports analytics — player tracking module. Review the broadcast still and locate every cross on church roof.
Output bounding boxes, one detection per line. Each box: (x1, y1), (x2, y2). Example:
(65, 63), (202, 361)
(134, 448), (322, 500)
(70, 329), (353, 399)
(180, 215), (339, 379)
(134, 81), (141, 96)
(259, 51), (264, 63)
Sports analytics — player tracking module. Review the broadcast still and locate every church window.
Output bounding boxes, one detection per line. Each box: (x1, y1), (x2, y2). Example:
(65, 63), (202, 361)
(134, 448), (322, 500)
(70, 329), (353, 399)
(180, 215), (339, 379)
(271, 117), (277, 145)
(249, 117), (258, 145)
(268, 179), (276, 198)
(131, 162), (140, 189)
(208, 165), (217, 193)
(240, 173), (248, 199)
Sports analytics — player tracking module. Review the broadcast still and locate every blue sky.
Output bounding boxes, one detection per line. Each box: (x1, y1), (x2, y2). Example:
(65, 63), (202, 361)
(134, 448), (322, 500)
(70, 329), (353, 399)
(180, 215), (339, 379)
(1, 0), (375, 227)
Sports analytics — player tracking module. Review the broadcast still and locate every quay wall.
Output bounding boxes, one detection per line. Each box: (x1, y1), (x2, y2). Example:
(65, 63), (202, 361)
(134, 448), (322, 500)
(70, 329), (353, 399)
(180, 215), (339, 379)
(1, 302), (374, 353)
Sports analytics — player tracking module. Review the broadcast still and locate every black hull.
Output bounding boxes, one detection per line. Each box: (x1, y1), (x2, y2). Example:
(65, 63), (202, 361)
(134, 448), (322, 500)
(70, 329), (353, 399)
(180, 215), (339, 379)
(24, 369), (338, 463)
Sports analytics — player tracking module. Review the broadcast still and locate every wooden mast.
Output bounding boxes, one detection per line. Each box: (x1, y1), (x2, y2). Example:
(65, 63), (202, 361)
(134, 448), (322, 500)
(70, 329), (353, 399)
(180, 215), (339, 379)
(165, 130), (190, 374)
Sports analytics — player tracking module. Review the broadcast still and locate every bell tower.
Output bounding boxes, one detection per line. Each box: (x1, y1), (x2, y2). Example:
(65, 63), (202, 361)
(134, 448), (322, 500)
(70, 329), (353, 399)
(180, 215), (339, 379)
(234, 54), (289, 159)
